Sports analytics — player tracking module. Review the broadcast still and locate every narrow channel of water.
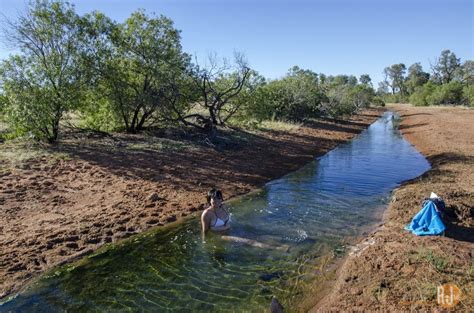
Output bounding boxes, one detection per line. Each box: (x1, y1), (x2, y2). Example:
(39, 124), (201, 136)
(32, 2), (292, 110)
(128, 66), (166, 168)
(2, 112), (430, 312)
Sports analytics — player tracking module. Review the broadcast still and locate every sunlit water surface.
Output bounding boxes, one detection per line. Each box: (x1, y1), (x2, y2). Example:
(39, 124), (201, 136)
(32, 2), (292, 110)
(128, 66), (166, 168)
(3, 112), (430, 312)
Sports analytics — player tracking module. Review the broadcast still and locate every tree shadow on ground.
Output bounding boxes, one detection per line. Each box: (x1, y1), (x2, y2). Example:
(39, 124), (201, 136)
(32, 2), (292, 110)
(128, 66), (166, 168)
(428, 153), (473, 243)
(427, 152), (474, 166)
(398, 123), (429, 130)
(47, 121), (354, 194)
(400, 113), (433, 117)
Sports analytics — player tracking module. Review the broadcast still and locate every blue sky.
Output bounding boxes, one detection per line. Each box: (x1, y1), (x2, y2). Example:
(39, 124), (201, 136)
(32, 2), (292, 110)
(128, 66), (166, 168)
(0, 0), (472, 85)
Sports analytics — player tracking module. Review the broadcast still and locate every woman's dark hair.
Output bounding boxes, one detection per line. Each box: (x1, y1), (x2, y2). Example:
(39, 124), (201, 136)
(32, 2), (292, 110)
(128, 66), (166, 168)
(207, 188), (223, 204)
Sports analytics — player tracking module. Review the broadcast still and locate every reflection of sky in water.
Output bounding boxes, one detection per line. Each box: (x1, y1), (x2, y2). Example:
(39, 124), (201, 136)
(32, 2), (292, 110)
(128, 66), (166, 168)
(3, 112), (430, 312)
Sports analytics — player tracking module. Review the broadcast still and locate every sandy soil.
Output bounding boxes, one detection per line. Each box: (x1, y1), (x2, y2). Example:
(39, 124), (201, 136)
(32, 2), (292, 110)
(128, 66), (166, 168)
(313, 104), (473, 312)
(0, 109), (382, 301)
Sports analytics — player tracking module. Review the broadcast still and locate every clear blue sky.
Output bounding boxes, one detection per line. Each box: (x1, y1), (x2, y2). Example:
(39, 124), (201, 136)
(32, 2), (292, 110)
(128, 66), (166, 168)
(0, 0), (472, 85)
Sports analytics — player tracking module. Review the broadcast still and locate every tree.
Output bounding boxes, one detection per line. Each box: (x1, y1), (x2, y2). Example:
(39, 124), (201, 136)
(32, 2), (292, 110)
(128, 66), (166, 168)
(173, 53), (251, 136)
(228, 70), (267, 122)
(85, 10), (190, 133)
(1, 0), (89, 142)
(431, 49), (460, 84)
(405, 63), (429, 94)
(383, 63), (407, 96)
(359, 74), (372, 87)
(455, 60), (474, 85)
(427, 81), (464, 105)
(409, 81), (436, 106)
(328, 75), (358, 87)
(377, 80), (390, 95)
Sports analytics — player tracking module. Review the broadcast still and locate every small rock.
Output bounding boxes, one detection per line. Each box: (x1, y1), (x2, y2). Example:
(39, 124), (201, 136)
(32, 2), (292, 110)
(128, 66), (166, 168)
(165, 215), (177, 223)
(148, 192), (160, 202)
(270, 296), (284, 313)
(146, 219), (159, 225)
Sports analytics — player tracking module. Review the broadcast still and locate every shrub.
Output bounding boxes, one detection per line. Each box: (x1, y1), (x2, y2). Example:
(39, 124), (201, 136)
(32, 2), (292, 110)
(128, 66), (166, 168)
(371, 96), (385, 107)
(426, 81), (464, 105)
(79, 96), (122, 132)
(241, 70), (324, 122)
(409, 82), (436, 106)
(462, 85), (474, 107)
(382, 93), (408, 104)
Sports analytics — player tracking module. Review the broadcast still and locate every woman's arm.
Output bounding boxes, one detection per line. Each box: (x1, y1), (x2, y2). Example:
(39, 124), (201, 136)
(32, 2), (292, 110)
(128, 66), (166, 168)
(201, 211), (209, 232)
(201, 210), (210, 238)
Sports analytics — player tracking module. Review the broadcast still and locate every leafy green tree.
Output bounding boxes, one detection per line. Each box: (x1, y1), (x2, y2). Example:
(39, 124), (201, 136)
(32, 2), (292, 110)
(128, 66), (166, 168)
(229, 70), (267, 122)
(405, 63), (429, 94)
(431, 49), (460, 84)
(409, 81), (436, 106)
(327, 75), (358, 87)
(0, 0), (89, 142)
(84, 10), (190, 133)
(463, 85), (474, 106)
(272, 67), (325, 120)
(322, 84), (374, 117)
(426, 81), (464, 105)
(383, 63), (407, 96)
(455, 60), (474, 85)
(359, 74), (372, 86)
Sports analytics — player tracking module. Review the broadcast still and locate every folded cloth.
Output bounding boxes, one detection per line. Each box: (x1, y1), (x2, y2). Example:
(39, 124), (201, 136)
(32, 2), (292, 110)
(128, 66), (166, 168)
(405, 200), (446, 236)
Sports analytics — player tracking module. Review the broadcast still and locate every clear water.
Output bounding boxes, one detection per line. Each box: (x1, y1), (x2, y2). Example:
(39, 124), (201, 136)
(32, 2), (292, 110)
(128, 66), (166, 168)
(2, 112), (430, 312)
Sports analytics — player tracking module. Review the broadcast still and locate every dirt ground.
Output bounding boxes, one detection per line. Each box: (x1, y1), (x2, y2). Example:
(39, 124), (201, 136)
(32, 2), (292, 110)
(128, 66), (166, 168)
(0, 109), (382, 301)
(313, 104), (473, 312)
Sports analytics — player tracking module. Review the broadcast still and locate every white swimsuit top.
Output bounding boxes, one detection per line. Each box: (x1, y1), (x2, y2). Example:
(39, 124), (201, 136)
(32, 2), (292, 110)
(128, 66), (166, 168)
(213, 216), (227, 228)
(211, 210), (229, 229)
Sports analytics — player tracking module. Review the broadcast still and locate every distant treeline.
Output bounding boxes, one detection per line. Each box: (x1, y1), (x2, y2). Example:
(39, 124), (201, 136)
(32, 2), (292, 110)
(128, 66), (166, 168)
(3, 2), (471, 144)
(379, 50), (473, 106)
(0, 0), (380, 142)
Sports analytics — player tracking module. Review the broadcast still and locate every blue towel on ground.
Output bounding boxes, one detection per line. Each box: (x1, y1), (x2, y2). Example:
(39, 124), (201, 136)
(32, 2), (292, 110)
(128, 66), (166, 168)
(405, 200), (445, 236)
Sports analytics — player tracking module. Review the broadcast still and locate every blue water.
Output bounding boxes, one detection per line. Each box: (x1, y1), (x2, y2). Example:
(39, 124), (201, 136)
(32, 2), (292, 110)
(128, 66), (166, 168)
(2, 112), (430, 312)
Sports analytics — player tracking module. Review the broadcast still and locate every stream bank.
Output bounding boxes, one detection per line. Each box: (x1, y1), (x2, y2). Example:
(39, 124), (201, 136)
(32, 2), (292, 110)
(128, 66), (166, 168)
(2, 110), (430, 312)
(313, 104), (473, 311)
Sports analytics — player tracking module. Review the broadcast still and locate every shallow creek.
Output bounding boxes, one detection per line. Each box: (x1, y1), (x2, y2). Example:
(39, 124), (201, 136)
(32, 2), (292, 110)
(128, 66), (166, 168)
(2, 112), (431, 312)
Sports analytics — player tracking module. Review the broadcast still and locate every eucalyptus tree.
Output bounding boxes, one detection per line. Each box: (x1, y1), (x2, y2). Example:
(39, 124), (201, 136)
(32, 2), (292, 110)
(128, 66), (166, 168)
(456, 60), (474, 85)
(431, 49), (461, 84)
(359, 74), (372, 87)
(383, 63), (407, 96)
(406, 63), (430, 94)
(0, 0), (90, 142)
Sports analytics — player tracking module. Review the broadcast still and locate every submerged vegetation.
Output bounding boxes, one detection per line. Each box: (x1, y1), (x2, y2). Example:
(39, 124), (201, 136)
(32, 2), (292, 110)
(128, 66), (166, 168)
(0, 0), (379, 143)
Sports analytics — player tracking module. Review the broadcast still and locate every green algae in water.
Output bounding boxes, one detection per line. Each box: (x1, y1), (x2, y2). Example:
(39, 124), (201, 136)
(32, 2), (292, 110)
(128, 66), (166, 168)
(2, 112), (430, 312)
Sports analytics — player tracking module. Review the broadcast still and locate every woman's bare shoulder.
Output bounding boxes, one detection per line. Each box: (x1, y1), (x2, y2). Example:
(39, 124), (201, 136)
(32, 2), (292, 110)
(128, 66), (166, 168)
(201, 207), (212, 217)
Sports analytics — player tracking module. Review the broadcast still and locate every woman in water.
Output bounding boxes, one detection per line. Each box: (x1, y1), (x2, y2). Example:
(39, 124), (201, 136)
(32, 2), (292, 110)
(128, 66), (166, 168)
(201, 189), (230, 234)
(201, 189), (290, 251)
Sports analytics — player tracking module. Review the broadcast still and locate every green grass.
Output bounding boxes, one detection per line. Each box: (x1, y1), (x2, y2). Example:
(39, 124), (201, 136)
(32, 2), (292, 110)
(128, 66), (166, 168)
(414, 248), (450, 273)
(232, 118), (302, 133)
(257, 120), (302, 132)
(125, 136), (201, 153)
